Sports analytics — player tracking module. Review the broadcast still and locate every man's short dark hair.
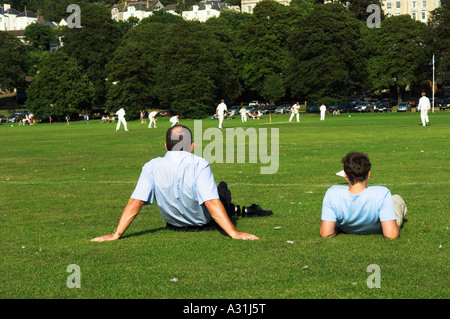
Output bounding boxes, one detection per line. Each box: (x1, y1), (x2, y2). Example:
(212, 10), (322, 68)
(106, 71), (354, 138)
(342, 152), (371, 184)
(166, 125), (193, 151)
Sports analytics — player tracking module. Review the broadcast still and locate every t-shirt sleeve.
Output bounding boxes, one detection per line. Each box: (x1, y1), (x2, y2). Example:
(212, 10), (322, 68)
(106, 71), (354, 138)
(130, 164), (155, 204)
(321, 188), (336, 222)
(379, 189), (397, 221)
(195, 160), (219, 204)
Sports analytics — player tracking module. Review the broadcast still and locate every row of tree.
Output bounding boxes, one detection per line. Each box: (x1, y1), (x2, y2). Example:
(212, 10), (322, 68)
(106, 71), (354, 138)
(1, 0), (449, 120)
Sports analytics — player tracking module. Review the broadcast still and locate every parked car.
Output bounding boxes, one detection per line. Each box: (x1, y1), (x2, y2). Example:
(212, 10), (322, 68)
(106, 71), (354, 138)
(374, 102), (392, 112)
(306, 103), (319, 113)
(7, 114), (18, 122)
(348, 98), (361, 109)
(355, 101), (373, 112)
(0, 114), (7, 123)
(275, 104), (291, 114)
(408, 98), (420, 108)
(397, 102), (411, 112)
(228, 106), (241, 117)
(158, 108), (173, 117)
(329, 102), (350, 113)
(438, 98), (450, 111)
(261, 105), (277, 114)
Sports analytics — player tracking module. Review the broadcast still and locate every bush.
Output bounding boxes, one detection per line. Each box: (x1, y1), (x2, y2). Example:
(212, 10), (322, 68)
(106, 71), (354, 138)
(171, 99), (213, 119)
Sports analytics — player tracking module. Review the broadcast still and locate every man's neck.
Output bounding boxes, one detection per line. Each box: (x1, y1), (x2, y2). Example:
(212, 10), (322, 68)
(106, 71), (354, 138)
(348, 180), (368, 194)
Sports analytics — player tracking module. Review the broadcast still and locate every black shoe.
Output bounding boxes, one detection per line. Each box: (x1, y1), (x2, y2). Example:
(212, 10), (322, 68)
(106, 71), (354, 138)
(229, 203), (240, 217)
(242, 204), (273, 217)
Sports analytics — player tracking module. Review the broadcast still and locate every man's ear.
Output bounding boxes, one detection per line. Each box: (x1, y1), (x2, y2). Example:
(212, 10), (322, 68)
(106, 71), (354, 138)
(190, 143), (194, 153)
(165, 143), (168, 151)
(368, 171), (371, 179)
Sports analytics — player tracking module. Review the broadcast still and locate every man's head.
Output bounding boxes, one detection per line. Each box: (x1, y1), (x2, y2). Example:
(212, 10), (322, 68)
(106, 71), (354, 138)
(165, 125), (193, 152)
(421, 92), (426, 96)
(342, 152), (371, 184)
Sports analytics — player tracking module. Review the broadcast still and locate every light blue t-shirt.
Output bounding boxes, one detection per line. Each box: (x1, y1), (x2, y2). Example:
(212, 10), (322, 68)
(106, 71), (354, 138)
(321, 185), (397, 235)
(130, 151), (219, 227)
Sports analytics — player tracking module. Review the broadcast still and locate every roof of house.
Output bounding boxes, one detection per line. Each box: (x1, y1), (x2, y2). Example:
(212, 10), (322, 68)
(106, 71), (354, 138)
(17, 10), (38, 18)
(112, 0), (164, 12)
(0, 7), (21, 15)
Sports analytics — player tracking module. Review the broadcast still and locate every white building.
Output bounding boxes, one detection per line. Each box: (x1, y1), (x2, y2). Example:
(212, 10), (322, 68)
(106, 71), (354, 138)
(182, 1), (239, 22)
(0, 4), (38, 31)
(111, 0), (165, 21)
(382, 0), (441, 23)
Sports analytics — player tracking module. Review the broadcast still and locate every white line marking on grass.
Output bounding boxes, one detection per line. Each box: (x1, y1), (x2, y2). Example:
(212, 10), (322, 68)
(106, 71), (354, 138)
(1, 181), (448, 187)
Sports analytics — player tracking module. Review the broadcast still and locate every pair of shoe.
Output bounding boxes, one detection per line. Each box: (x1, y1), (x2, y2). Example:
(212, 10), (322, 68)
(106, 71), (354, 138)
(241, 204), (273, 218)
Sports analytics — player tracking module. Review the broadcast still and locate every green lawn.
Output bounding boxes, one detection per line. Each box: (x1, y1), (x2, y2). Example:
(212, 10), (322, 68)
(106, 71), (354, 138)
(0, 111), (448, 299)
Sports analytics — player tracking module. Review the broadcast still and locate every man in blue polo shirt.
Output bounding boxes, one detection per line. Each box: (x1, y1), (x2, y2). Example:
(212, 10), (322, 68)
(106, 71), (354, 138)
(320, 152), (407, 239)
(91, 125), (259, 242)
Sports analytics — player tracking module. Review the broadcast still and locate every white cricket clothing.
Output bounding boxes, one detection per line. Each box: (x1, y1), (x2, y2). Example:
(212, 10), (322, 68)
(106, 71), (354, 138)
(115, 108), (128, 131)
(148, 111), (158, 128)
(239, 108), (247, 122)
(289, 104), (300, 122)
(417, 96), (430, 126)
(169, 116), (179, 127)
(217, 102), (227, 128)
(320, 104), (326, 120)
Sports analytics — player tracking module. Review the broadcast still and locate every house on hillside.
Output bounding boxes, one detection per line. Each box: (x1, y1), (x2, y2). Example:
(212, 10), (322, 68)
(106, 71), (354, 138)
(0, 3), (38, 31)
(111, 0), (165, 21)
(182, 0), (239, 22)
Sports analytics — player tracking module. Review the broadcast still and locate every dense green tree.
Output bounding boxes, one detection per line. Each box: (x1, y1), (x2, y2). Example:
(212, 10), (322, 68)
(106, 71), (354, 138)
(429, 0), (450, 89)
(236, 0), (302, 100)
(25, 50), (94, 120)
(61, 3), (122, 106)
(219, 8), (251, 34)
(0, 31), (28, 92)
(287, 3), (366, 104)
(140, 8), (184, 25)
(261, 73), (285, 104)
(366, 15), (431, 102)
(24, 22), (57, 51)
(158, 20), (240, 117)
(106, 22), (169, 116)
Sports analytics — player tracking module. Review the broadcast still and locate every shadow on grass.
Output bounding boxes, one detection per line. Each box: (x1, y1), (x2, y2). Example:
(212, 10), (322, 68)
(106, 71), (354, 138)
(124, 216), (241, 239)
(123, 227), (167, 239)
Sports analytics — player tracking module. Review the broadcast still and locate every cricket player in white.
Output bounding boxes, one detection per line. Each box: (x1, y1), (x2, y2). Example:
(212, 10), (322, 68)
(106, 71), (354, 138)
(320, 104), (326, 121)
(169, 115), (179, 127)
(289, 102), (300, 122)
(148, 111), (158, 128)
(115, 107), (128, 131)
(239, 106), (247, 123)
(417, 92), (430, 126)
(216, 99), (227, 128)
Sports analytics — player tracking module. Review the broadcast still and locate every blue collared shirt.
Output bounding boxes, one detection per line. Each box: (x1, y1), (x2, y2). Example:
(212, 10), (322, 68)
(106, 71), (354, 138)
(130, 151), (219, 227)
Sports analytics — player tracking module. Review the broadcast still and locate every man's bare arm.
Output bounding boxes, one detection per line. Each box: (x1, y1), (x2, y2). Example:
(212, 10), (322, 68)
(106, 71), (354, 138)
(381, 220), (400, 239)
(319, 220), (338, 238)
(91, 198), (145, 242)
(204, 199), (259, 240)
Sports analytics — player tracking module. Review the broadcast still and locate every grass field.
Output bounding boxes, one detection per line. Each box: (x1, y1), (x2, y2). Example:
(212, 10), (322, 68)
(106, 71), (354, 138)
(1, 110), (448, 300)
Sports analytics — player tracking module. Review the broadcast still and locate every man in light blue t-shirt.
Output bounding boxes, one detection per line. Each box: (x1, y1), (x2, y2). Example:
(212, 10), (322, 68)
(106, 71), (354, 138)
(320, 152), (407, 239)
(91, 125), (259, 242)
